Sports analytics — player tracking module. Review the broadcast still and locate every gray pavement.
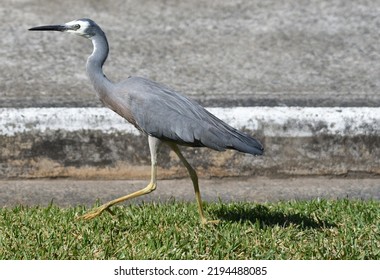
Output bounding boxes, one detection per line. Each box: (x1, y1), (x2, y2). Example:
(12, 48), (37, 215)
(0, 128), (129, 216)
(1, 177), (379, 207)
(1, 0), (380, 107)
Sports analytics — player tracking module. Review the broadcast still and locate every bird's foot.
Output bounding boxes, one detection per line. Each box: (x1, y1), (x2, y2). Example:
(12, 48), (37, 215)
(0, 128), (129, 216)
(201, 218), (220, 225)
(79, 203), (114, 220)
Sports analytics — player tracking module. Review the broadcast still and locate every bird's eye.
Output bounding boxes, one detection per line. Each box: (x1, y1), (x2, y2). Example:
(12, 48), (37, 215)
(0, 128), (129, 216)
(73, 24), (81, 30)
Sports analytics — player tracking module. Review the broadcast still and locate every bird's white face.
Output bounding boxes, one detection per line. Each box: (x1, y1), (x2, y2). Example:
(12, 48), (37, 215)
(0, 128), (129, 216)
(29, 18), (98, 39)
(64, 19), (92, 38)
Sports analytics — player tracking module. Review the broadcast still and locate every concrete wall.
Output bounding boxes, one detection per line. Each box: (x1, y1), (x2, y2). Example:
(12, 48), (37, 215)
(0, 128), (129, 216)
(1, 107), (379, 179)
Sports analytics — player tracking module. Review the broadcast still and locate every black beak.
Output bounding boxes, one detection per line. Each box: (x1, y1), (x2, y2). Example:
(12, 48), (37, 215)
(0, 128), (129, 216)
(29, 25), (67, 32)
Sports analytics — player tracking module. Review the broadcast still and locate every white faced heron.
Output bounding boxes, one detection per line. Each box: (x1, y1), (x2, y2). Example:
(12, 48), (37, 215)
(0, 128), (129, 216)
(29, 18), (263, 224)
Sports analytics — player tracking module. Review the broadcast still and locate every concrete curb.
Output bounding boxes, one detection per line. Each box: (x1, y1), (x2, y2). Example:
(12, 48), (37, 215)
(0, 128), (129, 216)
(1, 107), (379, 179)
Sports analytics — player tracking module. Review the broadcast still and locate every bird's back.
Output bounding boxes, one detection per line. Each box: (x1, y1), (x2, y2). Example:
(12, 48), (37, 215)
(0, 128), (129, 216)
(110, 76), (263, 155)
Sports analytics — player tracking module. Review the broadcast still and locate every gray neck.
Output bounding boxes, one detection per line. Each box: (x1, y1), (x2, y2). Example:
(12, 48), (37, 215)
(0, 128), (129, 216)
(86, 33), (114, 98)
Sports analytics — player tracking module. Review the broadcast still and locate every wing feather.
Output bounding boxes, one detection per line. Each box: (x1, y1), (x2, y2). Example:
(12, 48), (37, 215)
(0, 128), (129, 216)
(114, 76), (263, 155)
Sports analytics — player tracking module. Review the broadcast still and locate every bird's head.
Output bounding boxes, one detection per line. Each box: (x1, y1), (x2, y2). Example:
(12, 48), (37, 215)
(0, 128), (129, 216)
(29, 18), (101, 39)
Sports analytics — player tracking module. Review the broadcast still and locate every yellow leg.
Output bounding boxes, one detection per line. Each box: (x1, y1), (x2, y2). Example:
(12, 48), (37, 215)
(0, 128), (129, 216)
(170, 144), (219, 225)
(79, 181), (156, 220)
(79, 136), (160, 220)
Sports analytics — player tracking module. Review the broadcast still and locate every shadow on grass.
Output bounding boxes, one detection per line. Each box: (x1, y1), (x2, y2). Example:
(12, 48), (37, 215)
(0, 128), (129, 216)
(213, 204), (335, 229)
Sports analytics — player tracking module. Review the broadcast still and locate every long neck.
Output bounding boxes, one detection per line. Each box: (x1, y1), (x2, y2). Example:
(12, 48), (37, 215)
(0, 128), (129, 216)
(86, 33), (114, 98)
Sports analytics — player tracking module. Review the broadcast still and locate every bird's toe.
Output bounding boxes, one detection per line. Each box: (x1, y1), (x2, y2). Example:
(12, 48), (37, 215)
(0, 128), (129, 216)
(78, 205), (108, 220)
(201, 218), (220, 225)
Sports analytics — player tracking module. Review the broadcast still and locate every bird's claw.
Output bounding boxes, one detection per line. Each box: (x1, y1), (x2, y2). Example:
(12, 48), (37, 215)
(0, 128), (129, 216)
(201, 218), (220, 225)
(78, 204), (112, 220)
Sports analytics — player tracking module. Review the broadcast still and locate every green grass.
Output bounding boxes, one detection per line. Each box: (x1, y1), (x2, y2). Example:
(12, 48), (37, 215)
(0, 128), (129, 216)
(0, 199), (379, 259)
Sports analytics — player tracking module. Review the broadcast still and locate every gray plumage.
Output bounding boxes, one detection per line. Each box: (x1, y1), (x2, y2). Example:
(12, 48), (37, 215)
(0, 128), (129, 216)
(29, 18), (263, 223)
(114, 76), (263, 155)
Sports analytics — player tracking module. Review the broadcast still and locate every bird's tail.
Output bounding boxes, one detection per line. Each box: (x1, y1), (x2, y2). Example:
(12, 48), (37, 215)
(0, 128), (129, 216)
(228, 131), (264, 155)
(203, 110), (264, 156)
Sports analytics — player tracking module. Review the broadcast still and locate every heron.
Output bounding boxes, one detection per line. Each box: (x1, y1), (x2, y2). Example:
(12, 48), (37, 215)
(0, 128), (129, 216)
(29, 18), (263, 224)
